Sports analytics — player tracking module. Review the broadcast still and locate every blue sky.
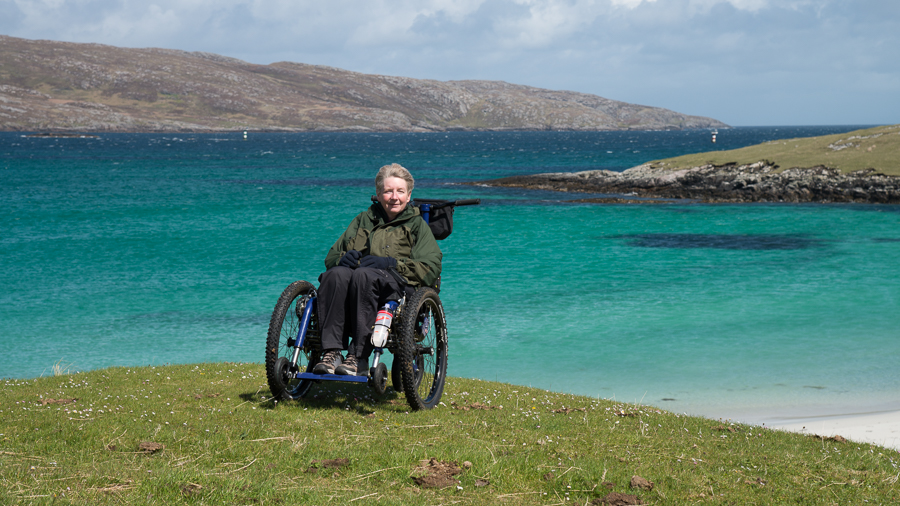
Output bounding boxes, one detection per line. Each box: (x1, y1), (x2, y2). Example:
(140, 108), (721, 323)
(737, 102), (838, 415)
(2, 0), (897, 126)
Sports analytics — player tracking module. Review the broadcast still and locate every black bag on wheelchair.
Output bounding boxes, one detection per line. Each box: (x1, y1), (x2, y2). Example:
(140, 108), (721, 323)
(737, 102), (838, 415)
(413, 199), (454, 240)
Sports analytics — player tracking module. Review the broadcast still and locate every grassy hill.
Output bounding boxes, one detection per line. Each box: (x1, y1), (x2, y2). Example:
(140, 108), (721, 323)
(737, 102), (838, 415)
(648, 124), (900, 176)
(1, 363), (898, 504)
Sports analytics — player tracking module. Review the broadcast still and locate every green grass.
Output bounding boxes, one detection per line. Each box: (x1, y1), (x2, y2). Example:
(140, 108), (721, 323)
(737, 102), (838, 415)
(648, 124), (900, 176)
(2, 363), (898, 505)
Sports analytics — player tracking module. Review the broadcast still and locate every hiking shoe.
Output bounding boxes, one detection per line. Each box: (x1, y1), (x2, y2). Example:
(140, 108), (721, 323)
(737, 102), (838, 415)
(335, 354), (358, 376)
(312, 349), (342, 375)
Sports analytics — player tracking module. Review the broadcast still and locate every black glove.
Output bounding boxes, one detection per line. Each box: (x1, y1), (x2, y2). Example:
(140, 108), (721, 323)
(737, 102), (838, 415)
(359, 255), (397, 270)
(338, 250), (362, 268)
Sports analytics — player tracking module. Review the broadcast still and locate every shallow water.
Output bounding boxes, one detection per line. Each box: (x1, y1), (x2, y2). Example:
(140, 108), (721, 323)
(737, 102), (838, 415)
(2, 127), (897, 422)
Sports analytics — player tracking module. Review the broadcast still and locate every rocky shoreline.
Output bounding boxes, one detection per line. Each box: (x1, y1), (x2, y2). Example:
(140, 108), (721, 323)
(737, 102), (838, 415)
(476, 161), (900, 204)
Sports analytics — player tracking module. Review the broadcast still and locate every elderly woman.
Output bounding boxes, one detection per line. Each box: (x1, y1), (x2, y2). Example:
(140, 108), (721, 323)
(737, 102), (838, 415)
(313, 163), (442, 376)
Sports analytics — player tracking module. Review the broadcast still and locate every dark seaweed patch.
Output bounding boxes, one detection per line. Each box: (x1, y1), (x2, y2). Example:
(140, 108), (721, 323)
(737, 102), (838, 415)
(615, 234), (822, 250)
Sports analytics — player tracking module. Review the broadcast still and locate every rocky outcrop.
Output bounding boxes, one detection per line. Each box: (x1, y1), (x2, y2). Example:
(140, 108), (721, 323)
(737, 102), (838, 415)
(480, 162), (900, 204)
(0, 35), (728, 133)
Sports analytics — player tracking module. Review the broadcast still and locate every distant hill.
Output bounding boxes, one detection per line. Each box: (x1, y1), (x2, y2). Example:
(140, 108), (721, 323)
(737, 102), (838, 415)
(0, 35), (728, 133)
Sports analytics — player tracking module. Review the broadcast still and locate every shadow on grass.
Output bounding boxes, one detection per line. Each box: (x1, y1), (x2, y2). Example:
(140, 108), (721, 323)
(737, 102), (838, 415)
(241, 381), (408, 416)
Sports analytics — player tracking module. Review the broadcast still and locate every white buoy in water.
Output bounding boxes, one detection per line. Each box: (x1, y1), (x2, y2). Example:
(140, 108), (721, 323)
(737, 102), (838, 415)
(711, 129), (718, 143)
(243, 130), (248, 140)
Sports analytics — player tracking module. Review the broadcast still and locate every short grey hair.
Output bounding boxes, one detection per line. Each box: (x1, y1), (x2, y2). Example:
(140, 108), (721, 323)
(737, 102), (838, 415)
(375, 163), (414, 194)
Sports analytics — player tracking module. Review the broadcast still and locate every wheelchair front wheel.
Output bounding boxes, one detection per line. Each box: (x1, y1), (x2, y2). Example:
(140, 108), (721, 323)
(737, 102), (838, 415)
(397, 287), (448, 410)
(368, 362), (389, 397)
(266, 280), (318, 401)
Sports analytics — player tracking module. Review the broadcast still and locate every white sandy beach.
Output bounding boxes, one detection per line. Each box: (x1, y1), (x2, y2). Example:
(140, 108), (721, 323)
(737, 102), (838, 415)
(764, 410), (900, 452)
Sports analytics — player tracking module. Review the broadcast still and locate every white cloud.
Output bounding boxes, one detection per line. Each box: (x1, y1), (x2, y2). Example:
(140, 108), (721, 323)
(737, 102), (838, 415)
(430, 0), (489, 22)
(1, 0), (897, 125)
(610, 0), (656, 8)
(494, 0), (609, 48)
(688, 0), (767, 12)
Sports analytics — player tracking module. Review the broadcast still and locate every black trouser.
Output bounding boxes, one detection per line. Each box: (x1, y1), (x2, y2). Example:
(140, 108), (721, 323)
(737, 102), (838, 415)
(317, 266), (403, 359)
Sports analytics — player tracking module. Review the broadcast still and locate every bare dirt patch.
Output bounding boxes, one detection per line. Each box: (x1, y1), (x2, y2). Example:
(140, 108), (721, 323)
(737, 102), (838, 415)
(630, 475), (653, 491)
(411, 458), (463, 489)
(306, 458), (350, 473)
(39, 398), (77, 405)
(137, 442), (165, 454)
(592, 492), (644, 505)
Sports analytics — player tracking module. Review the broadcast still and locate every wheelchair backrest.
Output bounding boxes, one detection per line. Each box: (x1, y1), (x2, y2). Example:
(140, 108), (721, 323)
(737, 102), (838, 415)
(369, 197), (480, 241)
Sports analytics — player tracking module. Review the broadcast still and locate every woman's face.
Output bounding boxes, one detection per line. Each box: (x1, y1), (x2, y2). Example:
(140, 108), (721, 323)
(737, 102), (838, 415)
(378, 176), (411, 220)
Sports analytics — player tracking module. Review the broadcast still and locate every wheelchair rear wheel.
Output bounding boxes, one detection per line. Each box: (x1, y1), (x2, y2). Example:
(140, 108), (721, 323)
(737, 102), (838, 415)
(397, 287), (448, 410)
(266, 280), (319, 401)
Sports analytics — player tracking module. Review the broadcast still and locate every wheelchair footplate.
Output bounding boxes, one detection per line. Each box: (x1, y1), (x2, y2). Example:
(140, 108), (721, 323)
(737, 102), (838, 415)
(296, 373), (369, 383)
(295, 358), (370, 384)
(296, 355), (391, 397)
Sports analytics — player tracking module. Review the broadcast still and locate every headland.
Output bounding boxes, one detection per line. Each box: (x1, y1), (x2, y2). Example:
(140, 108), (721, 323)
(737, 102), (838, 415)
(0, 34), (727, 133)
(475, 125), (900, 204)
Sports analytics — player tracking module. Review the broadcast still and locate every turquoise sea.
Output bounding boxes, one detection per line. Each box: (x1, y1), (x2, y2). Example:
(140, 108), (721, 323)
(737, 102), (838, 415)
(3, 127), (898, 424)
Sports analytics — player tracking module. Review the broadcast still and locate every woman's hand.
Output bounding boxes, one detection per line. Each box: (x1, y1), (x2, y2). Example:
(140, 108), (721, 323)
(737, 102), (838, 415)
(339, 250), (362, 268)
(359, 255), (397, 270)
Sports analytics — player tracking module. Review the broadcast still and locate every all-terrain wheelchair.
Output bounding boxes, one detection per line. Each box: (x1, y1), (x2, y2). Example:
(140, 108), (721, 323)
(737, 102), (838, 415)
(265, 198), (479, 411)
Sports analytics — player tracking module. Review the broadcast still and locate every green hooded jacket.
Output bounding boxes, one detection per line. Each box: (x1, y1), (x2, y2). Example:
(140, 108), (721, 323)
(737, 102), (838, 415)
(324, 203), (442, 288)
